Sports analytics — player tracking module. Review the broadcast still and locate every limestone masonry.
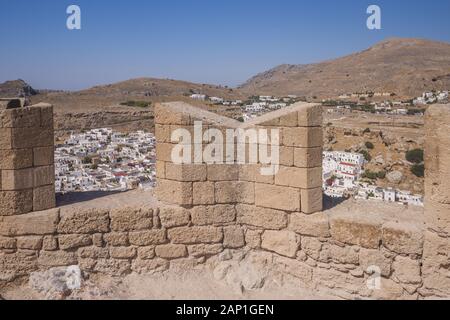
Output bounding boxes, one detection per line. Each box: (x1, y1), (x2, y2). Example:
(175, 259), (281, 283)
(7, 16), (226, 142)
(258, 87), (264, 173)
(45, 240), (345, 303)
(0, 100), (449, 299)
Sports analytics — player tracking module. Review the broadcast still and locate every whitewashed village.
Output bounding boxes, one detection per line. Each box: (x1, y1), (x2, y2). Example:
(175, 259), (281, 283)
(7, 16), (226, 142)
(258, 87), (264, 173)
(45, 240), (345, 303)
(55, 129), (156, 193)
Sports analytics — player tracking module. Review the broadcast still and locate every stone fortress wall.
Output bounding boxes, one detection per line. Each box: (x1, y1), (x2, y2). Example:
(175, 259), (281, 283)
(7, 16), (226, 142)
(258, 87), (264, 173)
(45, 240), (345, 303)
(0, 100), (449, 299)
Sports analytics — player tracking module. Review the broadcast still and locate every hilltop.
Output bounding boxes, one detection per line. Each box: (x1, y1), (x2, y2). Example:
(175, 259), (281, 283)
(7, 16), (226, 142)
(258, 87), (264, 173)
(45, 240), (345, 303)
(240, 38), (450, 99)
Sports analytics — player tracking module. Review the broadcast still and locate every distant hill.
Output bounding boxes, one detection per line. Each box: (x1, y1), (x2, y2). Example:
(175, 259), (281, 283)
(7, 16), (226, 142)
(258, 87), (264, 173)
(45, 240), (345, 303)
(239, 38), (450, 99)
(0, 79), (38, 98)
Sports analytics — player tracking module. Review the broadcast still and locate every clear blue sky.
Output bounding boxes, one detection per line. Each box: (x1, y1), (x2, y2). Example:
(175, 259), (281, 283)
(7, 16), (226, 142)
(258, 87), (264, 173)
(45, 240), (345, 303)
(1, 0), (449, 90)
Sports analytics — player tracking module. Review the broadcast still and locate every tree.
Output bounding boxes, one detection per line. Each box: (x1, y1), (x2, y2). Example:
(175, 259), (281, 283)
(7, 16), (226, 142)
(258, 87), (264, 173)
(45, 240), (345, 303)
(360, 150), (372, 162)
(411, 164), (425, 177)
(365, 141), (374, 149)
(405, 149), (424, 164)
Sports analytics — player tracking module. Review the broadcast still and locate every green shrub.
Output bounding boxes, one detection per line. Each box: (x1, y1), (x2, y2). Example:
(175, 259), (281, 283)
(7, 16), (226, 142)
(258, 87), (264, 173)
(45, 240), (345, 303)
(365, 141), (374, 149)
(359, 150), (372, 162)
(362, 170), (377, 180)
(376, 170), (386, 179)
(411, 164), (425, 177)
(120, 100), (151, 108)
(405, 149), (424, 164)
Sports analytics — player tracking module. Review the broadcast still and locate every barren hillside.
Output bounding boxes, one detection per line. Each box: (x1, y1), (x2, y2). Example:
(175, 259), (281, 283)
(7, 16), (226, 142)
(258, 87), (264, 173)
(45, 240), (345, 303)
(240, 38), (450, 99)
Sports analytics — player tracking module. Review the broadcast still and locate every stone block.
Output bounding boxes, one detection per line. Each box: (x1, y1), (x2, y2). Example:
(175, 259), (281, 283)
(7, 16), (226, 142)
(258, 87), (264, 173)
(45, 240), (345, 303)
(128, 230), (167, 246)
(78, 247), (110, 259)
(38, 251), (77, 267)
(155, 104), (191, 125)
(274, 256), (313, 283)
(33, 146), (54, 166)
(131, 258), (169, 274)
(359, 248), (392, 277)
(33, 185), (55, 211)
(261, 230), (299, 258)
(104, 232), (129, 247)
(382, 221), (424, 255)
(156, 143), (175, 162)
(0, 190), (33, 216)
(16, 236), (43, 250)
(255, 183), (300, 211)
(33, 165), (54, 187)
(330, 213), (382, 249)
(282, 127), (322, 148)
(155, 124), (172, 143)
(94, 258), (131, 276)
(207, 164), (239, 181)
(392, 256), (422, 285)
(236, 204), (288, 230)
(156, 161), (166, 179)
(0, 209), (59, 236)
(138, 247), (156, 260)
(110, 207), (153, 232)
(300, 187), (323, 214)
(279, 112), (298, 127)
(294, 147), (322, 168)
(155, 244), (188, 259)
(187, 244), (223, 257)
(215, 181), (254, 204)
(165, 163), (207, 182)
(110, 247), (137, 259)
(191, 205), (236, 225)
(58, 234), (92, 250)
(245, 229), (262, 249)
(156, 179), (192, 206)
(159, 206), (190, 228)
(1, 168), (33, 190)
(0, 149), (33, 170)
(274, 166), (322, 189)
(38, 104), (54, 128)
(289, 212), (330, 237)
(193, 181), (215, 205)
(0, 107), (41, 128)
(0, 128), (12, 149)
(58, 209), (109, 234)
(279, 146), (294, 166)
(297, 104), (322, 127)
(0, 236), (16, 250)
(168, 226), (223, 244)
(42, 236), (58, 251)
(223, 226), (245, 249)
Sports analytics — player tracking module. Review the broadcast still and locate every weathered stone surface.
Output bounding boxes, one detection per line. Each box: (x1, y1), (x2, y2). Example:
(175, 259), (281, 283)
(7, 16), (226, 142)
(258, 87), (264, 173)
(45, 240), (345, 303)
(16, 236), (43, 250)
(92, 233), (103, 247)
(168, 226), (223, 244)
(279, 146), (294, 166)
(293, 147), (322, 168)
(0, 190), (33, 216)
(156, 179), (192, 206)
(110, 247), (137, 259)
(297, 104), (322, 127)
(138, 246), (156, 260)
(300, 187), (323, 214)
(110, 207), (153, 232)
(237, 204), (287, 230)
(78, 247), (110, 259)
(359, 248), (392, 277)
(300, 237), (322, 260)
(155, 244), (187, 259)
(255, 183), (300, 212)
(38, 251), (78, 267)
(330, 213), (382, 249)
(42, 236), (58, 251)
(0, 106), (40, 128)
(261, 230), (299, 258)
(274, 255), (313, 283)
(0, 251), (38, 281)
(58, 234), (92, 250)
(0, 209), (59, 236)
(33, 185), (55, 211)
(33, 165), (54, 187)
(191, 205), (236, 225)
(128, 230), (167, 246)
(382, 221), (424, 255)
(289, 212), (330, 237)
(0, 149), (33, 170)
(0, 236), (16, 250)
(103, 232), (129, 247)
(58, 209), (109, 234)
(325, 244), (359, 265)
(245, 229), (262, 249)
(1, 168), (33, 190)
(222, 226), (244, 249)
(33, 146), (54, 167)
(188, 244), (223, 257)
(283, 127), (322, 148)
(94, 259), (131, 276)
(165, 163), (207, 182)
(159, 206), (190, 228)
(193, 182), (215, 205)
(215, 181), (254, 204)
(207, 164), (239, 181)
(132, 258), (169, 274)
(274, 166), (322, 189)
(392, 256), (422, 285)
